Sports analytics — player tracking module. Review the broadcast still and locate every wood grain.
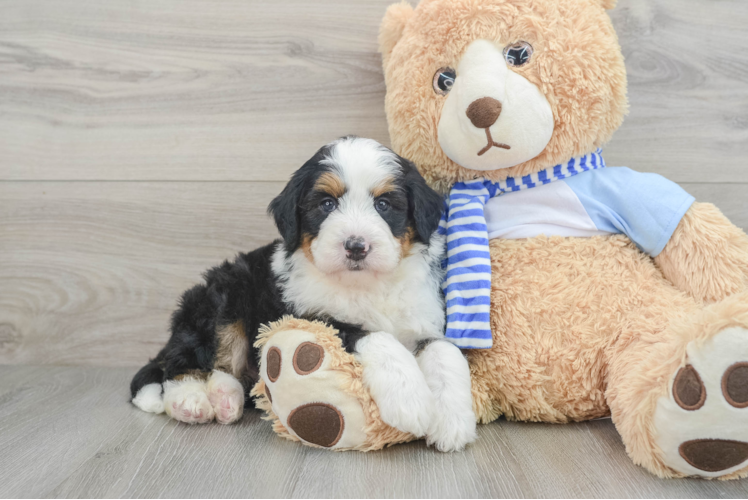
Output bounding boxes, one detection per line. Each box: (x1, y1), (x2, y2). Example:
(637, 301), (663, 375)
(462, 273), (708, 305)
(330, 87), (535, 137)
(0, 181), (281, 366)
(0, 365), (747, 498)
(1, 181), (746, 368)
(0, 0), (393, 182)
(0, 0), (747, 182)
(605, 0), (748, 182)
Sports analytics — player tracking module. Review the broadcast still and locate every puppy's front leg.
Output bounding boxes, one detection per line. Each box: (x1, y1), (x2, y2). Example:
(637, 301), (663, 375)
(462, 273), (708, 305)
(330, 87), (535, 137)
(354, 331), (435, 437)
(416, 340), (477, 452)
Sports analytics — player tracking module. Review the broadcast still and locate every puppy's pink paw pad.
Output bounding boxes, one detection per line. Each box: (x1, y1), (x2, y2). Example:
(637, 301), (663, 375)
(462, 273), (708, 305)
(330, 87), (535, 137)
(169, 395), (214, 424)
(207, 380), (244, 425)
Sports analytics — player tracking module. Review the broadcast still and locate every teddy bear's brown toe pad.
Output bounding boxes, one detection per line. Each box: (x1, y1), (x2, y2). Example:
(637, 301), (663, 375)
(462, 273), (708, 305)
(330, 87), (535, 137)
(293, 342), (324, 375)
(267, 347), (281, 382)
(673, 365), (706, 411)
(723, 362), (748, 408)
(679, 439), (748, 473)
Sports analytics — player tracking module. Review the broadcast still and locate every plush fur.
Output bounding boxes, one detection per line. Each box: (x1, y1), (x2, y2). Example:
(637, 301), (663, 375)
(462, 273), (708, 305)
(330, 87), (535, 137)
(252, 316), (415, 451)
(373, 0), (748, 479)
(258, 0), (748, 480)
(380, 0), (628, 193)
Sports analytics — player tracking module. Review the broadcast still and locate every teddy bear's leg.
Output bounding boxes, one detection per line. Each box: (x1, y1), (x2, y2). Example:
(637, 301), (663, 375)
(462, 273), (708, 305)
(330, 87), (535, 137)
(251, 317), (413, 451)
(416, 339), (477, 452)
(607, 292), (748, 479)
(655, 202), (748, 303)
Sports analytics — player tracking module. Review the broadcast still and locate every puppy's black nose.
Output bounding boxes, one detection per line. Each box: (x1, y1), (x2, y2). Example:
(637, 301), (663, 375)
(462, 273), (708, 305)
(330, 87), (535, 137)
(344, 237), (367, 261)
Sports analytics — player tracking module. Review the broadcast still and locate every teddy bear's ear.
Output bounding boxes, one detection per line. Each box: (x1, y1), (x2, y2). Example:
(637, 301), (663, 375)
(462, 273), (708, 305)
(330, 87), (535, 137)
(379, 1), (415, 67)
(597, 0), (617, 9)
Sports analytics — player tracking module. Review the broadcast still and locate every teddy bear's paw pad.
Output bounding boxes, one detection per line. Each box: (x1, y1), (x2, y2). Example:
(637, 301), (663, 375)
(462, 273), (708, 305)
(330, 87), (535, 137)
(654, 327), (748, 478)
(163, 382), (215, 425)
(207, 371), (244, 425)
(286, 403), (344, 447)
(679, 439), (748, 473)
(260, 328), (368, 449)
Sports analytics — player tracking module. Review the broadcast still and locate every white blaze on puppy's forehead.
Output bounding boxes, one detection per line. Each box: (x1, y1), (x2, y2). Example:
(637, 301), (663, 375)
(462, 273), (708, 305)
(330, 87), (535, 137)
(321, 137), (401, 193)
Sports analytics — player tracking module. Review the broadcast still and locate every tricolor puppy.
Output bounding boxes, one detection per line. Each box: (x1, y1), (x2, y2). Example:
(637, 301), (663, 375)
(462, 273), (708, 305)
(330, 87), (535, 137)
(130, 137), (477, 452)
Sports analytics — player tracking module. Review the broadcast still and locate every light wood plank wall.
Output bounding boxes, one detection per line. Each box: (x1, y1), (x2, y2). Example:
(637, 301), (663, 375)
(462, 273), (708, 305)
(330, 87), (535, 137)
(1, 0), (747, 366)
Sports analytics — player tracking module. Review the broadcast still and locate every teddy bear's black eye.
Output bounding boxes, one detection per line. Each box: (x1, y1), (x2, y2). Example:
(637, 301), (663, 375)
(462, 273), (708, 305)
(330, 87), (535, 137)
(504, 41), (533, 67)
(433, 67), (456, 96)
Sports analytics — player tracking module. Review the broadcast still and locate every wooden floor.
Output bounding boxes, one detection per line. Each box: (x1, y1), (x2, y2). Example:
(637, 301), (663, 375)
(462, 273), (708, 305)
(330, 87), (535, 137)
(1, 0), (748, 497)
(1, 365), (747, 499)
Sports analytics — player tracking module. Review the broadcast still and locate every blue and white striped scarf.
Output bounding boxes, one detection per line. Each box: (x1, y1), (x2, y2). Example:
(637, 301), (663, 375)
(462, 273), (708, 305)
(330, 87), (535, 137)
(437, 149), (606, 349)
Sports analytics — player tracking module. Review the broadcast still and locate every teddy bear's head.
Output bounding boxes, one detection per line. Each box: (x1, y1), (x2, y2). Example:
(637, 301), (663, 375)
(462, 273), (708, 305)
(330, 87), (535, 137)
(380, 0), (628, 192)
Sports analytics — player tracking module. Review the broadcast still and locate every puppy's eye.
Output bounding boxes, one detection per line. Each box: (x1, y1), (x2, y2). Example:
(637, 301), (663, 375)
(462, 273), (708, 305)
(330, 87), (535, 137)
(433, 67), (456, 96)
(320, 198), (337, 213)
(375, 199), (390, 213)
(504, 41), (533, 67)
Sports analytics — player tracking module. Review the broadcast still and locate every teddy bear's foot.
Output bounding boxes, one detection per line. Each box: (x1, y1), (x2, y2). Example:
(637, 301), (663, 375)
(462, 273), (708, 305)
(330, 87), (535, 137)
(252, 317), (413, 451)
(654, 326), (748, 478)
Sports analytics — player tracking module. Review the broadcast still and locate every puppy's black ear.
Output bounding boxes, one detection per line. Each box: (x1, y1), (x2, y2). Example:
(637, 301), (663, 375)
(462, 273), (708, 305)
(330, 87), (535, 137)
(401, 156), (444, 244)
(269, 147), (330, 253)
(268, 171), (304, 253)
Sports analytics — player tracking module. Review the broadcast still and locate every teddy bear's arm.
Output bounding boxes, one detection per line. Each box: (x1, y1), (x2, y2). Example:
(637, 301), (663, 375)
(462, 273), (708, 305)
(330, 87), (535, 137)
(655, 202), (748, 303)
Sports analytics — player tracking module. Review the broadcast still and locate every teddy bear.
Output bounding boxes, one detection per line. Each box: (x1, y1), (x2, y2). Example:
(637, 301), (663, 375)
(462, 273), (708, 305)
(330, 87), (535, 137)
(252, 0), (748, 479)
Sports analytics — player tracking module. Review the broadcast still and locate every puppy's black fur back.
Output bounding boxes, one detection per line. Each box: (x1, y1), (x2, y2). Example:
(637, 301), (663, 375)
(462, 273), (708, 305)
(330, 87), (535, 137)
(130, 242), (287, 404)
(130, 137), (440, 410)
(130, 241), (368, 407)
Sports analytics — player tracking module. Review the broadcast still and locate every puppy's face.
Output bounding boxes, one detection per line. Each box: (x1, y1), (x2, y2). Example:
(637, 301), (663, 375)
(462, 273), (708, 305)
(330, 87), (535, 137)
(269, 137), (443, 275)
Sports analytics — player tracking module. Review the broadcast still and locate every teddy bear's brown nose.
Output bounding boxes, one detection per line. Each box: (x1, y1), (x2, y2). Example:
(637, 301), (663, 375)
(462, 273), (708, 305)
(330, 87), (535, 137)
(466, 97), (503, 129)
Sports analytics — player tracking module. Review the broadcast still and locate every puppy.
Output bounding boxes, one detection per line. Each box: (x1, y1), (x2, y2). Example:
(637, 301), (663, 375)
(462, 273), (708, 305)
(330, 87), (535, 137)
(130, 136), (477, 451)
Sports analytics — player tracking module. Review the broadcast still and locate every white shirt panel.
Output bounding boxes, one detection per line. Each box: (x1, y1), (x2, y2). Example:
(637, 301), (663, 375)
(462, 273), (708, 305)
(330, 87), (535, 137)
(483, 180), (612, 240)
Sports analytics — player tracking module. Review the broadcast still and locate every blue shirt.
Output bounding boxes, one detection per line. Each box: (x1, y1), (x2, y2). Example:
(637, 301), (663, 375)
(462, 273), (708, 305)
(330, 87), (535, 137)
(483, 166), (695, 256)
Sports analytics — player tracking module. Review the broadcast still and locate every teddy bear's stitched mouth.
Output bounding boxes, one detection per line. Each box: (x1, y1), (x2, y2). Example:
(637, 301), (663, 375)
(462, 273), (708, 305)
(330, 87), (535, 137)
(477, 128), (511, 156)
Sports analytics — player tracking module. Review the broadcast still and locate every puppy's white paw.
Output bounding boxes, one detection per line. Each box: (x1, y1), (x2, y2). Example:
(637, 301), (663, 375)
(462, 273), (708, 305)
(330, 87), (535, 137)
(418, 340), (477, 452)
(163, 378), (215, 424)
(207, 370), (244, 424)
(356, 332), (434, 437)
(374, 381), (435, 437)
(132, 383), (165, 414)
(426, 409), (477, 452)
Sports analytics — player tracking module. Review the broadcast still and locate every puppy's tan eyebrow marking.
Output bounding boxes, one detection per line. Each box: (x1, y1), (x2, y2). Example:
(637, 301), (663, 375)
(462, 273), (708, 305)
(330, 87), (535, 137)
(372, 177), (398, 198)
(315, 172), (346, 198)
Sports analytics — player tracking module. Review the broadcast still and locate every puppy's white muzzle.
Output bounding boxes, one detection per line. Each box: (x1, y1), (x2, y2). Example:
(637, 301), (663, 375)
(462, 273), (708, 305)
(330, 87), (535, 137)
(312, 209), (401, 276)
